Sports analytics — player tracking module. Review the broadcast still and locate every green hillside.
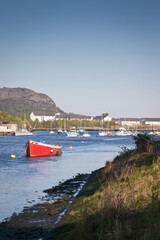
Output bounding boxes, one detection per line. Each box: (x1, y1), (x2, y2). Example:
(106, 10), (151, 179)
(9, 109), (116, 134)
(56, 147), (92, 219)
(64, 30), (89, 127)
(0, 87), (65, 115)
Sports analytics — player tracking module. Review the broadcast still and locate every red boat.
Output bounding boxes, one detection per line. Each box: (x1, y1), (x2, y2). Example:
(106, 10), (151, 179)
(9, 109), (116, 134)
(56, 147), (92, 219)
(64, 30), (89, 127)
(25, 139), (62, 157)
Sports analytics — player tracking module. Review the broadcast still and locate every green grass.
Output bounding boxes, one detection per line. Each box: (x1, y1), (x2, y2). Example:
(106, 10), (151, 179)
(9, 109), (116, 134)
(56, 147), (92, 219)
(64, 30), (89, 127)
(48, 151), (160, 240)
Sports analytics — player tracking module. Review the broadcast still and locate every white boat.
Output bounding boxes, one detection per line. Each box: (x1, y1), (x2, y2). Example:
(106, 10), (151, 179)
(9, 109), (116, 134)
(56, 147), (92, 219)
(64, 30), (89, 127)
(15, 129), (33, 136)
(99, 131), (108, 136)
(116, 131), (131, 136)
(154, 131), (160, 136)
(82, 132), (90, 137)
(79, 129), (85, 133)
(57, 129), (63, 134)
(99, 131), (111, 136)
(49, 130), (54, 134)
(115, 127), (131, 136)
(148, 131), (160, 136)
(66, 130), (80, 137)
(130, 131), (138, 136)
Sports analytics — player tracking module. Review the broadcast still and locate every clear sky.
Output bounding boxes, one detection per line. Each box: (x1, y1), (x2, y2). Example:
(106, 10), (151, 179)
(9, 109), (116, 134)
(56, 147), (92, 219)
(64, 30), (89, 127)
(0, 0), (160, 118)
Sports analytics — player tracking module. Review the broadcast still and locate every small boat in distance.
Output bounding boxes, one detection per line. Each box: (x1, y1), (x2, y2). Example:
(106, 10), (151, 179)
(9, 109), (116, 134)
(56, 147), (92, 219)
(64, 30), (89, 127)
(15, 128), (33, 136)
(82, 131), (90, 137)
(99, 131), (108, 136)
(115, 127), (131, 136)
(98, 131), (111, 136)
(57, 129), (63, 134)
(79, 129), (85, 133)
(49, 130), (54, 134)
(66, 130), (80, 137)
(24, 139), (62, 157)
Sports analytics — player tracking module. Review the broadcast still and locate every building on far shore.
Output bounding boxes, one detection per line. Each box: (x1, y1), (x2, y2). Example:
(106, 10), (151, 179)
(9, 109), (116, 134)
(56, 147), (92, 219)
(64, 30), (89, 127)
(30, 112), (56, 122)
(30, 112), (94, 122)
(114, 118), (160, 126)
(140, 118), (160, 126)
(0, 122), (17, 135)
(116, 118), (141, 126)
(30, 112), (160, 126)
(93, 115), (112, 122)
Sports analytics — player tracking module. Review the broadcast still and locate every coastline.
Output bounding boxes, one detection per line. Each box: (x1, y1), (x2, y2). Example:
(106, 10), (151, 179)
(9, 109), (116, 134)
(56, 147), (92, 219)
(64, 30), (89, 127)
(46, 167), (104, 240)
(0, 172), (93, 239)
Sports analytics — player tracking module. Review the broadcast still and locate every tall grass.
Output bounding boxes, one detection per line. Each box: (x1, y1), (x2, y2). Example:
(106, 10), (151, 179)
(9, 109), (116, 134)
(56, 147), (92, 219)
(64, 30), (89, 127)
(63, 149), (160, 240)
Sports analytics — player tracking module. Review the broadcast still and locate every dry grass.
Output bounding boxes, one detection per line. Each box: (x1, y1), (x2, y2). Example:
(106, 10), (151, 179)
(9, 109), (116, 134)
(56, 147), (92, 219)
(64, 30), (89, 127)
(58, 151), (160, 240)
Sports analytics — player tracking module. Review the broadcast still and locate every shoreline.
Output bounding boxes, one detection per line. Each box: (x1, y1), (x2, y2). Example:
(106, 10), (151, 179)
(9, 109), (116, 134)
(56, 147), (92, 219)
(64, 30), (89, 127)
(0, 172), (92, 239)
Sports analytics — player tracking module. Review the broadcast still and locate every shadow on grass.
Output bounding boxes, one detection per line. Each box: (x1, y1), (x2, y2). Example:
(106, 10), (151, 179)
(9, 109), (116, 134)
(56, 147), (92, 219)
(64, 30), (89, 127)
(46, 223), (76, 240)
(47, 202), (160, 240)
(0, 223), (49, 240)
(0, 221), (76, 240)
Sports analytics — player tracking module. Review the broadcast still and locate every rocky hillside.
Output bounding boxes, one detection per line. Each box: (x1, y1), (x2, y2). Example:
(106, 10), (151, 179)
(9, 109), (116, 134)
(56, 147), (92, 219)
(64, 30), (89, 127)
(0, 87), (65, 115)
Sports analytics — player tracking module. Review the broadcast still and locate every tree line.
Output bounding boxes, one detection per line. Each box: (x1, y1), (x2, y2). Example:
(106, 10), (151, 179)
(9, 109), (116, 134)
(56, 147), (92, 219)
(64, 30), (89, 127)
(0, 111), (118, 130)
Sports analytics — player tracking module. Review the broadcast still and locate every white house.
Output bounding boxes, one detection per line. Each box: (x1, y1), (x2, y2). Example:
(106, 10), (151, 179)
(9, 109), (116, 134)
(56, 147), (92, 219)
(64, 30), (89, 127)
(118, 118), (141, 126)
(93, 115), (112, 122)
(103, 116), (112, 122)
(30, 112), (94, 122)
(114, 118), (160, 126)
(141, 118), (160, 126)
(30, 112), (56, 122)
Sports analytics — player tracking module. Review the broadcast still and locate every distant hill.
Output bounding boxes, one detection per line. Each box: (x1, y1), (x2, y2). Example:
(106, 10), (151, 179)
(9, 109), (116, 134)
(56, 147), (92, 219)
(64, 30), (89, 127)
(0, 87), (65, 116)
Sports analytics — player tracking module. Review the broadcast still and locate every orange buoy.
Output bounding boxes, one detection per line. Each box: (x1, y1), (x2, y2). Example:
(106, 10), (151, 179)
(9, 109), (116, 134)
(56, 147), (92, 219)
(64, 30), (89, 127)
(68, 146), (73, 149)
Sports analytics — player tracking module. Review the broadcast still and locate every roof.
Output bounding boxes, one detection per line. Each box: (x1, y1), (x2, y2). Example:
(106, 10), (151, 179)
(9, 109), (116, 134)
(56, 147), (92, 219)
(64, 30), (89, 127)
(67, 113), (92, 119)
(55, 114), (68, 119)
(93, 116), (103, 121)
(119, 118), (140, 121)
(143, 118), (160, 122)
(114, 118), (160, 122)
(112, 118), (119, 121)
(32, 111), (57, 116)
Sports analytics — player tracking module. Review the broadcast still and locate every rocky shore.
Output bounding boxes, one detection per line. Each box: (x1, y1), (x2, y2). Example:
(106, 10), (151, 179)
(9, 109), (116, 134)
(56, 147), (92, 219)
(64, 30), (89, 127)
(0, 173), (89, 240)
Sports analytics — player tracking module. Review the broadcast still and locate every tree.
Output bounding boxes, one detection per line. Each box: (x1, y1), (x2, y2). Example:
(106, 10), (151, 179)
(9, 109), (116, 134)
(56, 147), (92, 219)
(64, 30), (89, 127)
(102, 113), (109, 118)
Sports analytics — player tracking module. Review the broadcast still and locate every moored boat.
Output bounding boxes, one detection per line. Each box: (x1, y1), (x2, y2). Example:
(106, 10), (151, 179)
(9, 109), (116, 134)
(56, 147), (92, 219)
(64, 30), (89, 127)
(99, 131), (107, 136)
(115, 127), (132, 136)
(24, 139), (62, 157)
(79, 129), (85, 133)
(57, 128), (63, 134)
(49, 130), (54, 134)
(99, 131), (111, 136)
(82, 131), (90, 137)
(66, 130), (80, 137)
(15, 128), (33, 136)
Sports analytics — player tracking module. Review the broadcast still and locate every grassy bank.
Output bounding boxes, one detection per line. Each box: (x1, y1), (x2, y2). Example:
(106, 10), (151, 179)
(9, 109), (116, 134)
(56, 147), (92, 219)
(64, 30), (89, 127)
(49, 148), (160, 239)
(1, 135), (160, 239)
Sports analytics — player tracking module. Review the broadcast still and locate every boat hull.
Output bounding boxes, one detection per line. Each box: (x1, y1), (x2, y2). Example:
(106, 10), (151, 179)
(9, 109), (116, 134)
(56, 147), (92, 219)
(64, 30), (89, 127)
(66, 131), (80, 137)
(15, 129), (33, 136)
(25, 139), (62, 157)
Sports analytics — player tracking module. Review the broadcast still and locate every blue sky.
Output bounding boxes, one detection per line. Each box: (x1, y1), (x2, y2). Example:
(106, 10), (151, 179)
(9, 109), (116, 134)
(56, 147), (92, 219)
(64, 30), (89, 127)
(0, 0), (160, 117)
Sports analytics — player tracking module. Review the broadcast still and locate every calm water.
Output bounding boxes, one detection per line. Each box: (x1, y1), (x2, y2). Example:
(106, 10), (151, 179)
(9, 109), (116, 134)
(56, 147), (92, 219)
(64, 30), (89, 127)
(0, 131), (135, 222)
